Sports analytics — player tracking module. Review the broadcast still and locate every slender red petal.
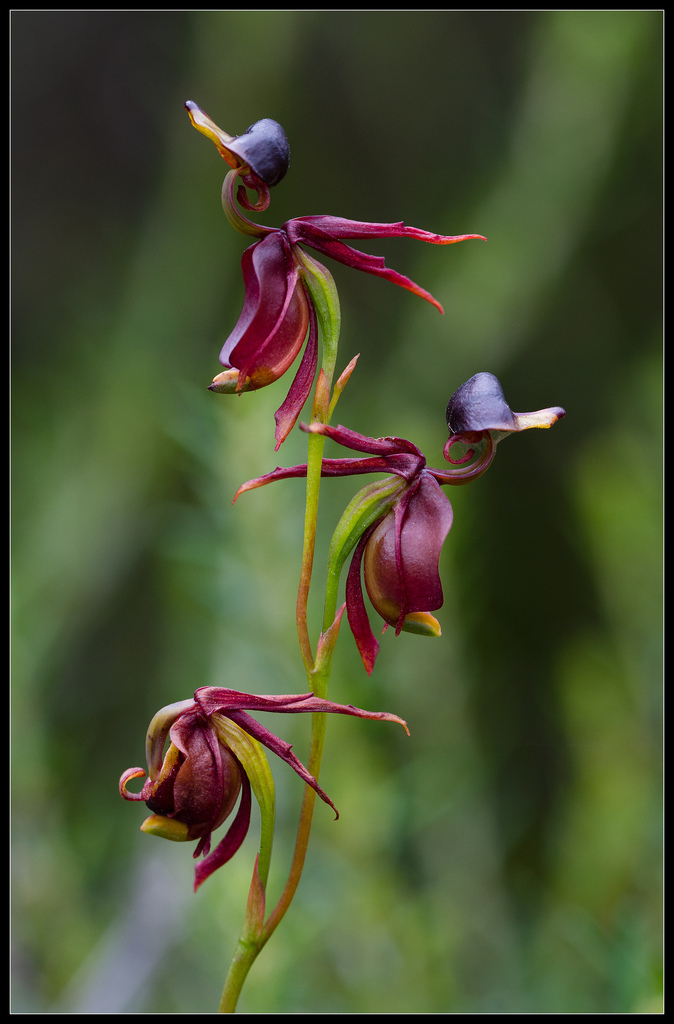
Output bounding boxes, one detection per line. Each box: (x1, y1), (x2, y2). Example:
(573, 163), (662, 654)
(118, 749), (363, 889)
(345, 529), (381, 675)
(301, 422), (424, 460)
(223, 709), (338, 817)
(195, 687), (408, 730)
(273, 285), (318, 449)
(193, 688), (408, 765)
(193, 772), (252, 891)
(233, 454), (423, 502)
(285, 217), (485, 313)
(287, 215), (485, 246)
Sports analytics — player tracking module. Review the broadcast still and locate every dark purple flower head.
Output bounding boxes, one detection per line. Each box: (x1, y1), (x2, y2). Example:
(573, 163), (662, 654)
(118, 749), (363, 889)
(120, 687), (407, 889)
(186, 101), (290, 187)
(445, 371), (565, 446)
(188, 102), (485, 448)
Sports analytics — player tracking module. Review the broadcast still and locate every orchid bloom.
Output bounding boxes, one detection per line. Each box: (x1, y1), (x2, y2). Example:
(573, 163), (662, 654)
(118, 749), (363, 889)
(186, 101), (485, 448)
(120, 686), (407, 890)
(445, 370), (565, 443)
(234, 375), (565, 673)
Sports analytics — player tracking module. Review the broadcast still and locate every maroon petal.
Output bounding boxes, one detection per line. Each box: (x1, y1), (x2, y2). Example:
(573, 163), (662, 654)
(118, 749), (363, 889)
(233, 454), (423, 502)
(193, 687), (409, 784)
(285, 217), (485, 313)
(273, 285), (318, 450)
(193, 772), (252, 891)
(223, 709), (339, 817)
(195, 687), (407, 728)
(302, 422), (424, 460)
(169, 717), (223, 835)
(364, 473), (453, 634)
(345, 528), (381, 675)
(195, 688), (313, 716)
(221, 233), (309, 388)
(288, 215), (484, 247)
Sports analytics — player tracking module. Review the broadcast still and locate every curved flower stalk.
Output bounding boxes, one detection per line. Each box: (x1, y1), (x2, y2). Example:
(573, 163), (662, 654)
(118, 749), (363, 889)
(120, 686), (407, 890)
(187, 101), (486, 447)
(233, 374), (565, 673)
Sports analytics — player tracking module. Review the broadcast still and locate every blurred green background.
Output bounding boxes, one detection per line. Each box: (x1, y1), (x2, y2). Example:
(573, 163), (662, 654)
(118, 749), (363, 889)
(11, 10), (662, 1013)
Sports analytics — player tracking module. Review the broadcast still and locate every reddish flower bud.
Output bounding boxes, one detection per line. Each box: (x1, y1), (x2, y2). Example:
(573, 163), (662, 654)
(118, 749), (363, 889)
(121, 688), (407, 889)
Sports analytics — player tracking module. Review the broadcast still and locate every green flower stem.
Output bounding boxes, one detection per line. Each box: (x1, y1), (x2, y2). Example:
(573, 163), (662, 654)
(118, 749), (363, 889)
(219, 932), (260, 1014)
(258, 653), (332, 944)
(216, 718), (277, 1013)
(219, 246), (346, 1013)
(259, 252), (343, 937)
(294, 251), (341, 671)
(219, 656), (335, 1012)
(295, 423), (327, 673)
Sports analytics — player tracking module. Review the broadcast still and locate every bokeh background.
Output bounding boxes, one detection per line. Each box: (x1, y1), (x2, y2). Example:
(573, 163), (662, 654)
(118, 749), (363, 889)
(11, 10), (662, 1014)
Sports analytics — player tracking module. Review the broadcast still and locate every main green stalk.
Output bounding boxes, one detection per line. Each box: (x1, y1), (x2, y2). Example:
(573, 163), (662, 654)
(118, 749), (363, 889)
(219, 251), (342, 1013)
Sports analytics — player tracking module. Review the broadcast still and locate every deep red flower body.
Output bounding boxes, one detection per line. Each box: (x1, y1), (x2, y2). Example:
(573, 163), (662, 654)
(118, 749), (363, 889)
(220, 231), (311, 390)
(192, 100), (485, 448)
(234, 422), (480, 673)
(362, 473), (454, 629)
(120, 687), (407, 889)
(233, 375), (564, 673)
(210, 212), (484, 448)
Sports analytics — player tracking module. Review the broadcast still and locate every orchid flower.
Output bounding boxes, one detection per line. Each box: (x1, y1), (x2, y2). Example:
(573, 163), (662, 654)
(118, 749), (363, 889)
(233, 374), (565, 673)
(186, 101), (485, 448)
(120, 686), (407, 890)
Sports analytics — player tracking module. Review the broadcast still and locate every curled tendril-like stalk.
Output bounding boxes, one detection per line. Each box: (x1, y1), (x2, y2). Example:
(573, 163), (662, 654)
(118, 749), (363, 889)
(438, 432), (496, 486)
(444, 432), (482, 465)
(237, 173), (271, 212)
(221, 168), (270, 237)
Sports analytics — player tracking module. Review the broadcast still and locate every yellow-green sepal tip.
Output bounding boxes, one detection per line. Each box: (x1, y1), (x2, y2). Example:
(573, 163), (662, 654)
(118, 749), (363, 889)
(140, 814), (190, 842)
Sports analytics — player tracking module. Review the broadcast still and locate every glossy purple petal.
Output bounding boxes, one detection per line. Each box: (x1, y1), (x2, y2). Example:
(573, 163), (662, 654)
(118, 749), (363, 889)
(446, 372), (565, 436)
(221, 232), (309, 389)
(446, 372), (517, 433)
(225, 119), (290, 187)
(185, 102), (289, 187)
